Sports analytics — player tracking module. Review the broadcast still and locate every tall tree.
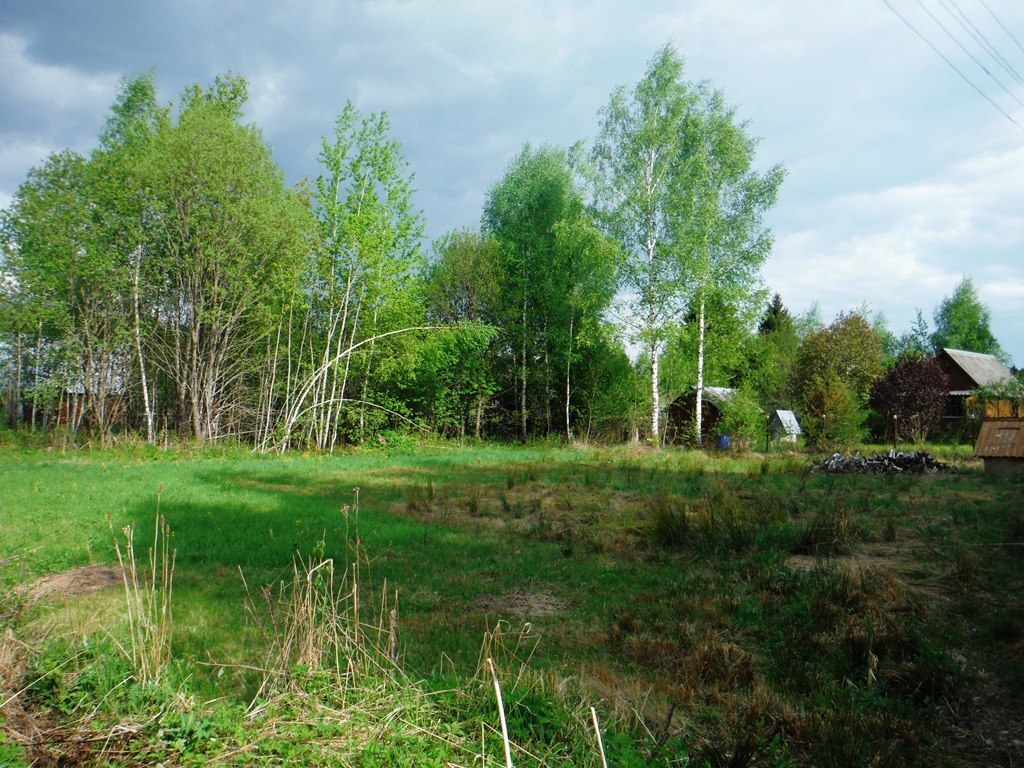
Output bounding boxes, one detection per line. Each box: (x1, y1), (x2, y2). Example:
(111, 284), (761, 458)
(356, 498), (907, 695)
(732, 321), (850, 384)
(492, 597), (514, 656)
(145, 74), (308, 441)
(1, 150), (131, 444)
(583, 44), (782, 443)
(893, 308), (931, 359)
(792, 311), (883, 448)
(748, 293), (801, 412)
(269, 101), (424, 451)
(483, 144), (596, 442)
(552, 216), (617, 440)
(423, 230), (501, 438)
(930, 277), (1009, 364)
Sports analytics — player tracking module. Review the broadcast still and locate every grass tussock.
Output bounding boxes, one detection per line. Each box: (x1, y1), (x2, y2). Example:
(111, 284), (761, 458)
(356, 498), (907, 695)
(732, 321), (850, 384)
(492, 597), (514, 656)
(109, 493), (176, 687)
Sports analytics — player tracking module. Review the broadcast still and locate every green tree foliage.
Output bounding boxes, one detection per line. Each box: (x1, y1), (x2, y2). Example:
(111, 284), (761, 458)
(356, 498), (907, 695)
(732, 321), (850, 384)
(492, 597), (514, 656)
(483, 144), (615, 441)
(269, 101), (425, 451)
(893, 309), (931, 359)
(660, 290), (757, 405)
(583, 44), (782, 442)
(931, 277), (1009, 364)
(422, 230), (502, 437)
(145, 75), (309, 441)
(2, 74), (310, 444)
(869, 354), (950, 443)
(793, 311), (883, 448)
(1, 149), (132, 442)
(747, 293), (801, 412)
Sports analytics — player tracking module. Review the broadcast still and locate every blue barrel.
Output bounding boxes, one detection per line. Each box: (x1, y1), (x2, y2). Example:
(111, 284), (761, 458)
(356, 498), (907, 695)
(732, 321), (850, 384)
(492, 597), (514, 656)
(716, 434), (731, 450)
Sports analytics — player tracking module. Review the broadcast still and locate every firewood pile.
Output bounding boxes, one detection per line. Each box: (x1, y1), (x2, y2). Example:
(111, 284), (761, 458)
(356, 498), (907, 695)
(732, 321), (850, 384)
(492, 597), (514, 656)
(814, 450), (954, 474)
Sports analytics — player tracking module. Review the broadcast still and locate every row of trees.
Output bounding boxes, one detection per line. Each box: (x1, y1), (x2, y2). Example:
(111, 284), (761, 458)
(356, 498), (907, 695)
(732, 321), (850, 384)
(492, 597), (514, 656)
(0, 73), (439, 449)
(684, 276), (1015, 449)
(0, 48), (1014, 450)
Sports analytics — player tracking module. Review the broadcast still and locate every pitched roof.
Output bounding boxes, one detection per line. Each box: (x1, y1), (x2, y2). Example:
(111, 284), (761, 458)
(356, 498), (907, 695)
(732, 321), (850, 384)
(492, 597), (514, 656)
(703, 386), (735, 404)
(941, 348), (1013, 388)
(769, 409), (801, 435)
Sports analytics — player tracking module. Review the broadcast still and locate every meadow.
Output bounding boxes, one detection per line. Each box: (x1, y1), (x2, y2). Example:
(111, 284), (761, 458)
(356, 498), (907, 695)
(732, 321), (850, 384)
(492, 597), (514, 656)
(0, 439), (1021, 766)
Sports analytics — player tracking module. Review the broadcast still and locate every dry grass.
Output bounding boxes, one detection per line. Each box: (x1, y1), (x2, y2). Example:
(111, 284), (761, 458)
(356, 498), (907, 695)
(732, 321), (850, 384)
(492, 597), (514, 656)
(109, 492), (175, 688)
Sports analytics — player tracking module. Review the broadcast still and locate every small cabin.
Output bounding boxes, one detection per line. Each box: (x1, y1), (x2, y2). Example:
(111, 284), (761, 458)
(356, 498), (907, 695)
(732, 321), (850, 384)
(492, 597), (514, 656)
(935, 348), (1013, 423)
(973, 419), (1024, 476)
(666, 386), (738, 446)
(768, 409), (801, 443)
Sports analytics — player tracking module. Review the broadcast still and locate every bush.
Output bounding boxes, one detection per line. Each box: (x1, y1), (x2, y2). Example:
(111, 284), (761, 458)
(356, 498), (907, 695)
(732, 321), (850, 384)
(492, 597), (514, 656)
(869, 355), (949, 443)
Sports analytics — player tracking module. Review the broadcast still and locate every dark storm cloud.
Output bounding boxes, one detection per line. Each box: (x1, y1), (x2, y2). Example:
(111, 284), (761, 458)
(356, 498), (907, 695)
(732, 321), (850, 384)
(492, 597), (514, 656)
(1, 1), (1022, 363)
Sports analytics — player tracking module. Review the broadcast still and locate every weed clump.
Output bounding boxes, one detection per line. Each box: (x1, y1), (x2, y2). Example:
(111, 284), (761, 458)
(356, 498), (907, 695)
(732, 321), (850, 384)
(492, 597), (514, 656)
(791, 499), (860, 556)
(647, 480), (789, 555)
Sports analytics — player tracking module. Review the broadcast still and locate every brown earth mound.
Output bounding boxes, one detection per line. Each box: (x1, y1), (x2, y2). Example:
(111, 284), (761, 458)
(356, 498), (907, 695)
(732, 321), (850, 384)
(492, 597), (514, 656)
(28, 565), (122, 603)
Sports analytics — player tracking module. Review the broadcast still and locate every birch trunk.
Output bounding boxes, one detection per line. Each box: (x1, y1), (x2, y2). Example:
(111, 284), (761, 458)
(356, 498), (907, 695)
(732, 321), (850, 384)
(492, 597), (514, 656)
(650, 338), (659, 441)
(695, 294), (706, 447)
(132, 246), (154, 443)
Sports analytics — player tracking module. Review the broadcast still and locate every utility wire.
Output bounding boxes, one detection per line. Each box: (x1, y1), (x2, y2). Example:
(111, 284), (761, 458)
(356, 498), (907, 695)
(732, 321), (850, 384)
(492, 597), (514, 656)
(979, 0), (1024, 55)
(882, 0), (1024, 133)
(940, 0), (1024, 87)
(914, 0), (1024, 111)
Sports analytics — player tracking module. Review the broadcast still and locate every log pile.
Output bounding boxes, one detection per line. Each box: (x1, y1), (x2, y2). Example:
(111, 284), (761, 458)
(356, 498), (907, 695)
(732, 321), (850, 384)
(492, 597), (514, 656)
(814, 450), (954, 474)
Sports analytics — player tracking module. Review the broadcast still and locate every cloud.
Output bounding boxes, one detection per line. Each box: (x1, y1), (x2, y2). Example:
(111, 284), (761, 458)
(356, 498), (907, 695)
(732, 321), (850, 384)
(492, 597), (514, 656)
(0, 0), (1021, 365)
(0, 33), (115, 111)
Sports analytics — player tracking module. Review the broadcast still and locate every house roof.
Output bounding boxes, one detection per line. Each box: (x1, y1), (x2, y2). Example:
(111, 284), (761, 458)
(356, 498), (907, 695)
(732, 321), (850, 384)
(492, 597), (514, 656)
(974, 419), (1024, 458)
(703, 386), (735, 404)
(769, 409), (801, 435)
(941, 348), (1013, 389)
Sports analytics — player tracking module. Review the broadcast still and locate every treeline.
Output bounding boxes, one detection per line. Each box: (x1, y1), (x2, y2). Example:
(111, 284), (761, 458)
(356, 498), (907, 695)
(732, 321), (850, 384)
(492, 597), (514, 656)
(0, 50), (1015, 450)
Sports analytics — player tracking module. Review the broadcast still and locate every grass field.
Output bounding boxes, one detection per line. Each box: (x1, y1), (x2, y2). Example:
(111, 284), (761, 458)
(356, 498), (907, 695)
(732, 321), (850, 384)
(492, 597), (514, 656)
(1, 439), (1022, 766)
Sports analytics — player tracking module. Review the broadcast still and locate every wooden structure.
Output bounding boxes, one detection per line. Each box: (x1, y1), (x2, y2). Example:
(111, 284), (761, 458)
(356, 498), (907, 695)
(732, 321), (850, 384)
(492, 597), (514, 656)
(935, 348), (1013, 423)
(666, 386), (736, 446)
(974, 419), (1024, 476)
(768, 409), (801, 443)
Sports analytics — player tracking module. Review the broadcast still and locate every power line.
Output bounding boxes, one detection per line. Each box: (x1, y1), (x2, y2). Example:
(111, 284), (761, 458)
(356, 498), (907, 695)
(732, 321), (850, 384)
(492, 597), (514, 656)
(914, 0), (1024, 111)
(940, 0), (1024, 88)
(979, 0), (1024, 56)
(881, 0), (1024, 133)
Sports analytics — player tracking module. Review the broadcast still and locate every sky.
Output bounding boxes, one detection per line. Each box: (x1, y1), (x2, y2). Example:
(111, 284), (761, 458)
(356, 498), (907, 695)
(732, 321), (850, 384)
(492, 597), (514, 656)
(1, 0), (1022, 365)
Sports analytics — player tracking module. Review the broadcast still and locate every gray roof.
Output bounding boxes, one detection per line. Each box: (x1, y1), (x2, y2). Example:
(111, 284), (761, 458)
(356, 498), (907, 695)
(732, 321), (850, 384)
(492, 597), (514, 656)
(942, 348), (1013, 388)
(703, 386), (736, 404)
(769, 409), (801, 435)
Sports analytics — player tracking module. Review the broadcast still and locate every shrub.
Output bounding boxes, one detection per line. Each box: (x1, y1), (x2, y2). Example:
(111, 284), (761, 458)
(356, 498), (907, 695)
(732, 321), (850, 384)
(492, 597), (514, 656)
(869, 354), (949, 443)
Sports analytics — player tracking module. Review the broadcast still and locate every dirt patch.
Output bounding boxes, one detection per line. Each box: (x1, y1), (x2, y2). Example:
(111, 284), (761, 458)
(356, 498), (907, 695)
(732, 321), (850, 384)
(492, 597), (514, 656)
(470, 589), (566, 618)
(28, 565), (122, 603)
(2, 566), (126, 767)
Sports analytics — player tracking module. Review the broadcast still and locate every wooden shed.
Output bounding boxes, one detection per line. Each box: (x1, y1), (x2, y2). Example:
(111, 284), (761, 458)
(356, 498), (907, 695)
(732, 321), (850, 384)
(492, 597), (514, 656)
(973, 419), (1024, 476)
(935, 348), (1013, 422)
(666, 386), (735, 446)
(768, 409), (801, 443)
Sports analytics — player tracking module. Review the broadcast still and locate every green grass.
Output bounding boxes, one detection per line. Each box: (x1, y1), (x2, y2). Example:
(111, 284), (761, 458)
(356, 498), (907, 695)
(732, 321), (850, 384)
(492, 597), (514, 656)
(1, 440), (1022, 765)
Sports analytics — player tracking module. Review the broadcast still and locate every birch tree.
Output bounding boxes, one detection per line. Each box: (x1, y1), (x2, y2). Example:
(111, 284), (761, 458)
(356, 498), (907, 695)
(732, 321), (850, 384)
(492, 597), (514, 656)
(266, 102), (424, 451)
(584, 44), (782, 443)
(483, 144), (612, 441)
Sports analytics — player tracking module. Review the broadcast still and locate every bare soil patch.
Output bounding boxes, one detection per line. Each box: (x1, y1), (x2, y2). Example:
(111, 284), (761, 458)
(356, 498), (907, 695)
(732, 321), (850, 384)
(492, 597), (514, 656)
(470, 589), (566, 618)
(28, 565), (122, 603)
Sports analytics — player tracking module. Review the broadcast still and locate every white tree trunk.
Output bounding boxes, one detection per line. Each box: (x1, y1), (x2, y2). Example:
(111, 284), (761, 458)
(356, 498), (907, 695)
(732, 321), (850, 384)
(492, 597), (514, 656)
(650, 338), (659, 441)
(695, 294), (706, 447)
(132, 246), (154, 443)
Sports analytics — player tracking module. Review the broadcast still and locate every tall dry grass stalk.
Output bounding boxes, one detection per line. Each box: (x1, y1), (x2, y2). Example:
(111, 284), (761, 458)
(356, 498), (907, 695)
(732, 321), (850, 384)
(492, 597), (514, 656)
(246, 491), (402, 699)
(109, 487), (176, 687)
